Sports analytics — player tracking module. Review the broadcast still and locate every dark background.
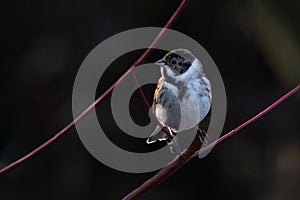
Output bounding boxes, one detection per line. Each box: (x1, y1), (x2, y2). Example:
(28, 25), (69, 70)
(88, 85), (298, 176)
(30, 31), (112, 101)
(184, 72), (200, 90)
(1, 0), (300, 199)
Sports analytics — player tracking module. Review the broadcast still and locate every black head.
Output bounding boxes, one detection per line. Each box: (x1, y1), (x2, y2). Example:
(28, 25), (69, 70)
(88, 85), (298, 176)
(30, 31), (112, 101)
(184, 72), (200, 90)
(156, 49), (195, 74)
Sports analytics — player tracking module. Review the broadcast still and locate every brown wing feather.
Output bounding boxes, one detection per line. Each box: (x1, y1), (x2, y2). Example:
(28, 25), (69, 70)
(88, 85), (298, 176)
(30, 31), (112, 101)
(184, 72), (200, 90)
(153, 78), (162, 106)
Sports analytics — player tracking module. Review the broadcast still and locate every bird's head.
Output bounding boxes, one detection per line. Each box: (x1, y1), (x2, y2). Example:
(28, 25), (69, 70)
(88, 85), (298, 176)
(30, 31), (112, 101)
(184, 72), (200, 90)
(155, 49), (196, 75)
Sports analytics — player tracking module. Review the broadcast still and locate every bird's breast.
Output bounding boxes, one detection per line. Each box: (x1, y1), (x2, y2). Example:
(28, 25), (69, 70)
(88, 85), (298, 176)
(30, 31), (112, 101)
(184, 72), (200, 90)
(154, 77), (211, 132)
(177, 82), (202, 131)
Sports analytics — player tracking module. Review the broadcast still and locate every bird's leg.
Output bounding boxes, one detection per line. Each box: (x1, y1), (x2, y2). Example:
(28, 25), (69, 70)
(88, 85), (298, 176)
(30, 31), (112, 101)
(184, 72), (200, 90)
(195, 127), (208, 146)
(166, 128), (182, 156)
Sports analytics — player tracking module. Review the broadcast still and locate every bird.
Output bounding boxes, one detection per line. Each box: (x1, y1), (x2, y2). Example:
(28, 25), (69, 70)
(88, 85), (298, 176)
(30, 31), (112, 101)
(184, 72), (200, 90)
(146, 49), (212, 144)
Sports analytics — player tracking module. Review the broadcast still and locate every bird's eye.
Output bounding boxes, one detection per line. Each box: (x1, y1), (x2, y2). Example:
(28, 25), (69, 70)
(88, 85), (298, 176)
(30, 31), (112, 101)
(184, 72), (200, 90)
(171, 59), (177, 65)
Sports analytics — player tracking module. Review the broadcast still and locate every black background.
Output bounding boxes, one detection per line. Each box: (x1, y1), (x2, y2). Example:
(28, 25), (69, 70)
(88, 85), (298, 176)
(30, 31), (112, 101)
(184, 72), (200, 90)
(1, 0), (300, 199)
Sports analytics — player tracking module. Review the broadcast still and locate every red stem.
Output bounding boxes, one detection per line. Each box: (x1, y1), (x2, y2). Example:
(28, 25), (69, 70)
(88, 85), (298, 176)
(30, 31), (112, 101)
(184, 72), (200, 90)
(192, 84), (300, 158)
(123, 134), (202, 200)
(122, 84), (300, 200)
(0, 0), (190, 176)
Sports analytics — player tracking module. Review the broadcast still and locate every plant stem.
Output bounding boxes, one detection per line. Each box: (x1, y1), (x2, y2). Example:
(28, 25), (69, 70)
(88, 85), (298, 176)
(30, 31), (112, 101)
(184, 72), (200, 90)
(123, 134), (201, 200)
(0, 0), (190, 176)
(193, 84), (300, 158)
(122, 84), (299, 199)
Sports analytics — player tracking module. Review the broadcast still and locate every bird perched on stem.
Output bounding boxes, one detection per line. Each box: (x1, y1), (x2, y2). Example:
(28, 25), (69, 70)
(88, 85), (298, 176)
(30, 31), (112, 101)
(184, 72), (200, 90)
(147, 49), (212, 144)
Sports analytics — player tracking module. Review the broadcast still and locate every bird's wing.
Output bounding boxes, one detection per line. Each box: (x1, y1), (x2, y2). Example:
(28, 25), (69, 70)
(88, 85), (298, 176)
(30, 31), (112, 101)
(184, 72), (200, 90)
(146, 126), (169, 144)
(152, 79), (181, 133)
(153, 78), (163, 108)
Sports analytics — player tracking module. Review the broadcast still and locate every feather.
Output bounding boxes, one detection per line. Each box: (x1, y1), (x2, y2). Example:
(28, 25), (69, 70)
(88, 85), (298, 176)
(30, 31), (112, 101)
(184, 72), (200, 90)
(146, 126), (169, 144)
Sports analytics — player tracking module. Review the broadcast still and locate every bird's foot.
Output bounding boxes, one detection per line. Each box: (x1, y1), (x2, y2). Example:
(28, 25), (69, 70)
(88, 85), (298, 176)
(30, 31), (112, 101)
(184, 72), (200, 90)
(167, 136), (182, 156)
(197, 128), (209, 147)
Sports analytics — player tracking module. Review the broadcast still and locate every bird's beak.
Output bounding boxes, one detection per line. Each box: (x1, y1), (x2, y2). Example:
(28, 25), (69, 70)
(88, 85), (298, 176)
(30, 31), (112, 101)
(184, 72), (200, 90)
(155, 59), (165, 66)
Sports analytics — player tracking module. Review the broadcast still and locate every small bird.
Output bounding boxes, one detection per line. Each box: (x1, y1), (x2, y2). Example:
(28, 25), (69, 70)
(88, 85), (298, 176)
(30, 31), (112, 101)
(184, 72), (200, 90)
(147, 49), (212, 144)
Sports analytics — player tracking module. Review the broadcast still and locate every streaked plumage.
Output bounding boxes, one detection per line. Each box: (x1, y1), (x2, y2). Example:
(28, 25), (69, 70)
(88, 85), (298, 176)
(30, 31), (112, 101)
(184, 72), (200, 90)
(147, 49), (212, 144)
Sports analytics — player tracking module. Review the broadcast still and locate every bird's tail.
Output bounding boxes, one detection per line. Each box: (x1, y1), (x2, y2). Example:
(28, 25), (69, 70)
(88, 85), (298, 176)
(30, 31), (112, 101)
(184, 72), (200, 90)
(146, 126), (170, 144)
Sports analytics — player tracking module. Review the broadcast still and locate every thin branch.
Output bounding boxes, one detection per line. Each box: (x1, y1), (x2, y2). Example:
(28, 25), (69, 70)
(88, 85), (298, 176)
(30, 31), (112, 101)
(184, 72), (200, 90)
(132, 73), (174, 139)
(123, 84), (299, 200)
(192, 84), (300, 158)
(0, 0), (190, 176)
(123, 133), (202, 200)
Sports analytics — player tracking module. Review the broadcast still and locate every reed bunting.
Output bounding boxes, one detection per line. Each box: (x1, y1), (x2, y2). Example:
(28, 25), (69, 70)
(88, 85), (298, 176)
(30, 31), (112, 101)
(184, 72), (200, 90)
(147, 49), (212, 144)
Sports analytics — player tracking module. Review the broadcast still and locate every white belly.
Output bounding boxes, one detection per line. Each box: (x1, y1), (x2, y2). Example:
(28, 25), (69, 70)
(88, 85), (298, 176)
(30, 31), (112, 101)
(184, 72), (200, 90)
(177, 89), (200, 132)
(177, 82), (211, 132)
(155, 77), (211, 133)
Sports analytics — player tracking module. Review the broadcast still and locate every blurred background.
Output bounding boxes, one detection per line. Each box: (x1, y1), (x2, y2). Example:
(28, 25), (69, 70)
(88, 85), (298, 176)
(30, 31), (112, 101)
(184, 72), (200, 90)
(1, 0), (300, 199)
